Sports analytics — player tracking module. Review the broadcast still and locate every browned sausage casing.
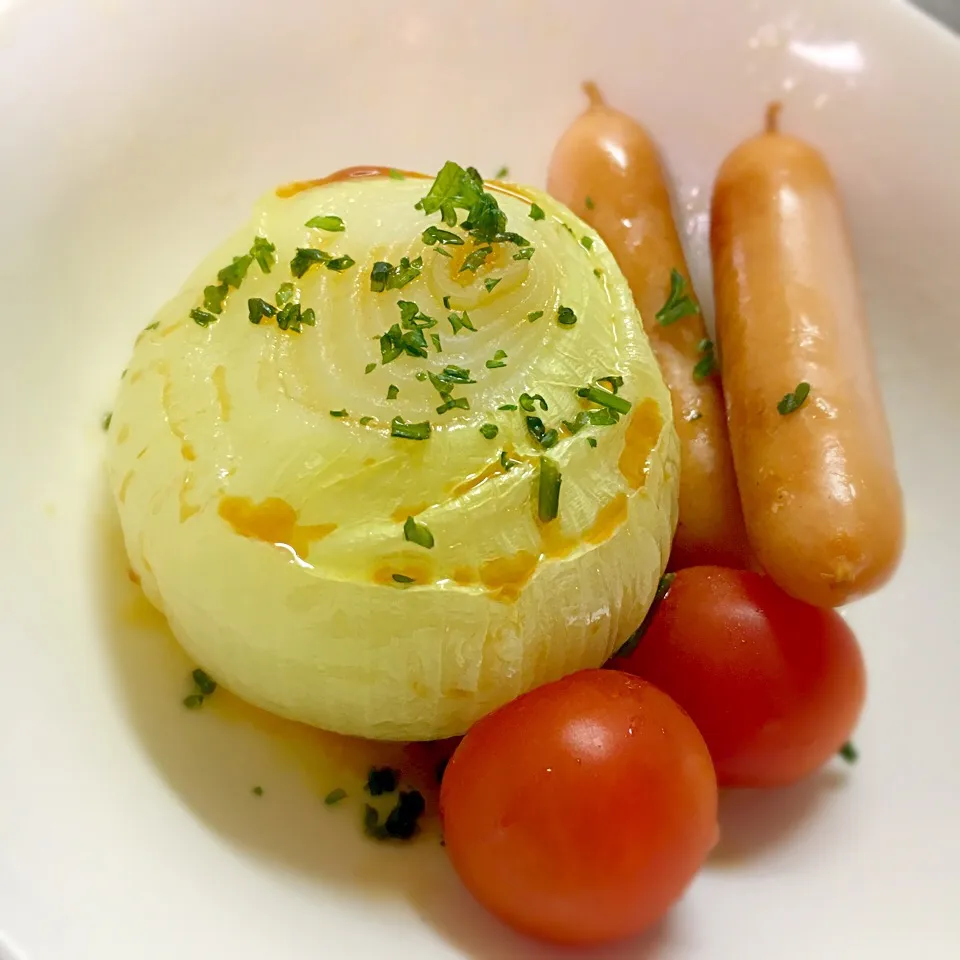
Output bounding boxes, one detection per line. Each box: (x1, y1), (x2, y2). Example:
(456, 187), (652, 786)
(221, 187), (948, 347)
(548, 85), (750, 570)
(710, 106), (904, 607)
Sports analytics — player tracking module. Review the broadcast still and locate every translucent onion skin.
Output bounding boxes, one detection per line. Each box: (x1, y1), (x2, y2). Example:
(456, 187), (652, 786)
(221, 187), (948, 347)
(107, 169), (679, 740)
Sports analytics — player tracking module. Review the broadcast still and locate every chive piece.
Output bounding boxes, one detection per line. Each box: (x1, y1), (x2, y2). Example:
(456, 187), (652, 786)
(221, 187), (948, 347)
(190, 308), (217, 326)
(436, 396), (469, 415)
(326, 255), (355, 273)
(252, 785), (264, 797)
(528, 203), (545, 221)
(391, 417), (431, 440)
(433, 246), (452, 258)
(388, 168), (405, 180)
(305, 215), (345, 232)
(383, 790), (426, 840)
(387, 256), (422, 289)
(250, 236), (277, 273)
(519, 392), (548, 412)
(557, 305), (578, 326)
(479, 423), (499, 439)
(276, 282), (296, 305)
(392, 574), (415, 584)
(498, 403), (518, 411)
(365, 362), (377, 374)
(386, 384), (399, 400)
(248, 298), (276, 325)
(587, 437), (598, 448)
(203, 282), (229, 314)
(329, 409), (348, 418)
(500, 450), (519, 470)
(277, 302), (304, 332)
(324, 787), (348, 805)
(192, 668), (217, 696)
(448, 311), (476, 334)
(430, 333), (442, 352)
(370, 261), (392, 292)
(459, 246), (493, 274)
(366, 766), (399, 796)
(526, 416), (557, 448)
(527, 310), (543, 322)
(359, 416), (375, 425)
(422, 226), (464, 246)
(513, 247), (535, 261)
(656, 268), (700, 325)
(182, 694), (205, 709)
(290, 247), (331, 278)
(580, 236), (594, 250)
(102, 412), (112, 431)
(585, 195), (595, 210)
(218, 254), (254, 288)
(484, 277), (501, 292)
(485, 349), (508, 369)
(494, 165), (509, 179)
(596, 375), (624, 394)
(403, 515), (435, 549)
(778, 381), (811, 415)
(442, 295), (451, 309)
(301, 308), (316, 326)
(838, 741), (859, 764)
(537, 457), (562, 522)
(144, 322), (160, 331)
(363, 804), (387, 839)
(693, 339), (718, 381)
(577, 385), (632, 414)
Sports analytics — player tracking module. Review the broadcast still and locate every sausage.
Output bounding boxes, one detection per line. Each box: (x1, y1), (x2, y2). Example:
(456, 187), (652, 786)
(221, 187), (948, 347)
(548, 83), (750, 570)
(710, 103), (904, 607)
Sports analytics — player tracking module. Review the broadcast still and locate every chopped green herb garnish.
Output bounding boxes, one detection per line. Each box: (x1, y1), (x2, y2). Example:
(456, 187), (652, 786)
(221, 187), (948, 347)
(498, 403), (518, 411)
(838, 741), (859, 764)
(370, 261), (392, 292)
(484, 277), (501, 292)
(190, 308), (217, 327)
(494, 165), (509, 179)
(587, 437), (598, 448)
(403, 515), (434, 549)
(537, 456), (562, 522)
(500, 450), (519, 470)
(388, 168), (405, 180)
(380, 322), (428, 363)
(527, 310), (544, 322)
(102, 412), (112, 431)
(432, 246), (452, 258)
(479, 423), (499, 439)
(386, 384), (399, 400)
(248, 298), (277, 325)
(144, 322), (159, 331)
(252, 785), (264, 796)
(192, 668), (217, 696)
(529, 203), (545, 221)
(370, 256), (422, 292)
(557, 305), (578, 326)
(519, 392), (548, 412)
(218, 254), (254, 289)
(422, 226), (464, 247)
(183, 693), (205, 709)
(596, 375), (624, 394)
(276, 301), (306, 332)
(305, 215), (345, 232)
(427, 366), (476, 392)
(366, 767), (399, 795)
(563, 409), (620, 433)
(693, 339), (718, 381)
(359, 416), (375, 425)
(526, 416), (558, 448)
(392, 574), (415, 584)
(436, 396), (469, 415)
(203, 282), (229, 314)
(383, 790), (426, 840)
(250, 236), (277, 273)
(778, 381), (811, 415)
(486, 349), (508, 369)
(363, 804), (387, 839)
(459, 246), (493, 274)
(430, 333), (442, 352)
(325, 255), (356, 273)
(397, 299), (437, 329)
(290, 247), (331, 278)
(594, 268), (603, 279)
(276, 281), (296, 305)
(416, 161), (506, 242)
(301, 308), (316, 326)
(448, 311), (476, 335)
(656, 268), (700, 325)
(580, 236), (594, 250)
(513, 247), (535, 261)
(391, 417), (431, 440)
(442, 295), (451, 309)
(324, 787), (347, 805)
(585, 195), (595, 210)
(329, 409), (348, 418)
(577, 385), (632, 414)
(365, 362), (377, 374)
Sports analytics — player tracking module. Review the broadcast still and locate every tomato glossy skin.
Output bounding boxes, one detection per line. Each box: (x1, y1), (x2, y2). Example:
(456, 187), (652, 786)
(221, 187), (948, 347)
(439, 670), (718, 946)
(616, 567), (866, 787)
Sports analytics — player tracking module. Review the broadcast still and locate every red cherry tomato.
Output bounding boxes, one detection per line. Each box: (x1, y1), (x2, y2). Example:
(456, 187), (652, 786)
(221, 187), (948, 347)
(616, 567), (866, 787)
(440, 670), (717, 946)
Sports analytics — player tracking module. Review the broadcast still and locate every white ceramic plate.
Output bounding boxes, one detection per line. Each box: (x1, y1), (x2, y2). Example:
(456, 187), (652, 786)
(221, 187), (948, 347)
(2, 0), (959, 957)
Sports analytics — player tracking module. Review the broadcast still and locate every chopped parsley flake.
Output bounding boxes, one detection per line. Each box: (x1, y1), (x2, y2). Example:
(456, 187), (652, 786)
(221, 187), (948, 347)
(442, 295), (451, 309)
(500, 450), (519, 470)
(329, 409), (348, 418)
(190, 308), (217, 327)
(494, 165), (509, 179)
(370, 257), (422, 292)
(416, 161), (507, 243)
(403, 515), (434, 549)
(537, 456), (562, 522)
(203, 282), (229, 315)
(563, 409), (621, 433)
(479, 423), (499, 439)
(144, 322), (159, 331)
(580, 236), (594, 250)
(218, 254), (253, 289)
(366, 767), (399, 796)
(391, 417), (431, 440)
(392, 574), (415, 584)
(448, 311), (476, 335)
(102, 412), (112, 431)
(380, 322), (428, 363)
(359, 416), (375, 426)
(484, 277), (501, 292)
(529, 203), (545, 221)
(585, 195), (595, 210)
(526, 416), (558, 449)
(513, 247), (535, 261)
(656, 269), (700, 325)
(383, 790), (426, 840)
(838, 741), (859, 764)
(252, 785), (264, 797)
(324, 787), (347, 805)
(290, 247), (331, 278)
(459, 246), (493, 274)
(577, 384), (632, 414)
(422, 226), (464, 247)
(183, 694), (205, 709)
(557, 305), (578, 326)
(248, 298), (277, 325)
(519, 392), (548, 412)
(587, 437), (598, 448)
(386, 384), (399, 400)
(498, 403), (518, 411)
(305, 215), (345, 232)
(250, 236), (277, 273)
(693, 339), (718, 381)
(486, 349), (508, 369)
(276, 282), (296, 305)
(325, 255), (355, 273)
(430, 333), (442, 352)
(778, 381), (811, 415)
(436, 396), (469, 415)
(365, 362), (377, 374)
(527, 310), (544, 322)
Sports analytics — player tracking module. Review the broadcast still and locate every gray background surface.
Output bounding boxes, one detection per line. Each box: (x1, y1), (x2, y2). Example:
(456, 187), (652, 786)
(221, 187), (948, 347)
(915, 0), (960, 30)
